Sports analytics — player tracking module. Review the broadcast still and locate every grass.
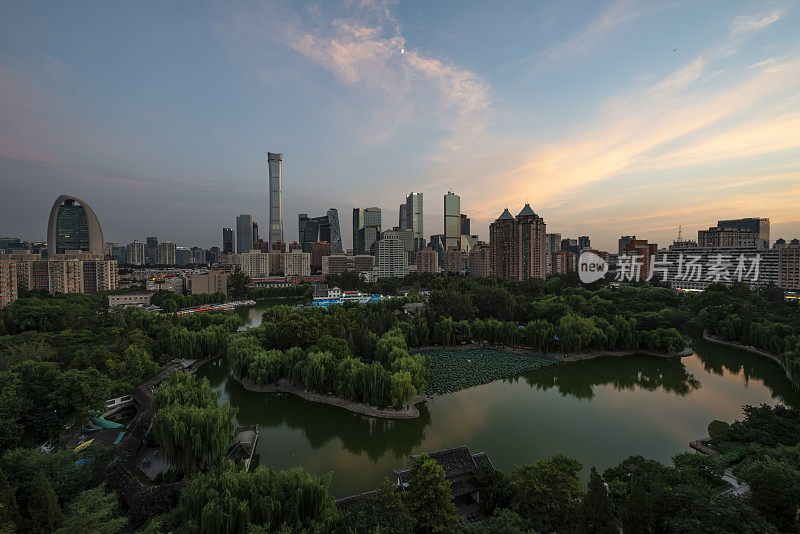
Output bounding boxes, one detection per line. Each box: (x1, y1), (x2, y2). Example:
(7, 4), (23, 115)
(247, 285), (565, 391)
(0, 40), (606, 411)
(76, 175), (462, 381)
(418, 348), (558, 395)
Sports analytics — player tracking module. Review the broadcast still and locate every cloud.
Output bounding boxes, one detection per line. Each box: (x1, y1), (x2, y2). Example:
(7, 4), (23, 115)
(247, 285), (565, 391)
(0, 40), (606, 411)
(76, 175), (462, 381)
(234, 1), (490, 152)
(536, 0), (672, 65)
(731, 8), (785, 35)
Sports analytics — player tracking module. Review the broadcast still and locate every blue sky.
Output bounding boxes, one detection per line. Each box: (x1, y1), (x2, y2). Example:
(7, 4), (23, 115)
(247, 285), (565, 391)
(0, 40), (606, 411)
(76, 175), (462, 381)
(1, 0), (799, 251)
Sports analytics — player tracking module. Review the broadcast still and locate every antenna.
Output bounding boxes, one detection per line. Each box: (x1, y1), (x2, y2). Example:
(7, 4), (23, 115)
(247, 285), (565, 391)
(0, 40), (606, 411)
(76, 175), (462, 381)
(677, 225), (683, 243)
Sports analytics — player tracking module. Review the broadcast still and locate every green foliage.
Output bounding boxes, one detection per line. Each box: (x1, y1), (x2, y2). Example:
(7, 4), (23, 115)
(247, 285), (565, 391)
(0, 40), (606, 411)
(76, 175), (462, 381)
(27, 471), (61, 534)
(458, 508), (528, 533)
(0, 468), (18, 530)
(405, 453), (461, 534)
(173, 463), (336, 534)
(707, 419), (731, 442)
(335, 478), (414, 534)
(580, 467), (615, 534)
(151, 372), (236, 474)
(509, 455), (584, 533)
(739, 458), (800, 532)
(52, 483), (126, 534)
(421, 349), (554, 395)
(228, 272), (250, 299)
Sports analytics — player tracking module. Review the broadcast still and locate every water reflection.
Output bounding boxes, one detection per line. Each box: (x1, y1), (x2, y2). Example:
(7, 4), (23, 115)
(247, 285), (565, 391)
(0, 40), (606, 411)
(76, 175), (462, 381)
(203, 360), (431, 460)
(520, 355), (701, 399)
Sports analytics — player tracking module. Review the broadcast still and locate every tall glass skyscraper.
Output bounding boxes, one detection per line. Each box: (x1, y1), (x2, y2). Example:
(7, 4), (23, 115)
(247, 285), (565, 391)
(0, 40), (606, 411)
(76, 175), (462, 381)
(444, 191), (461, 250)
(405, 192), (424, 250)
(267, 152), (284, 247)
(236, 214), (254, 253)
(222, 227), (234, 254)
(353, 207), (381, 255)
(299, 209), (343, 253)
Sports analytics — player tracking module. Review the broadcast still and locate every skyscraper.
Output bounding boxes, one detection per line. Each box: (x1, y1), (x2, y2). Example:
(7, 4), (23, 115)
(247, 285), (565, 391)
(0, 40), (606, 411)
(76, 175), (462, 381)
(399, 203), (409, 229)
(405, 192), (424, 250)
(47, 195), (104, 256)
(267, 152), (284, 247)
(298, 210), (343, 253)
(578, 236), (590, 250)
(222, 227), (234, 254)
(252, 222), (259, 245)
(236, 214), (254, 253)
(717, 217), (770, 247)
(145, 236), (158, 265)
(460, 214), (471, 236)
(353, 207), (381, 255)
(444, 191), (461, 250)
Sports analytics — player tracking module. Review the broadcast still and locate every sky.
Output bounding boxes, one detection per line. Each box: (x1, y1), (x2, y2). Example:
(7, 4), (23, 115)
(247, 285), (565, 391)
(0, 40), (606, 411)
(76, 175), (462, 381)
(1, 0), (799, 252)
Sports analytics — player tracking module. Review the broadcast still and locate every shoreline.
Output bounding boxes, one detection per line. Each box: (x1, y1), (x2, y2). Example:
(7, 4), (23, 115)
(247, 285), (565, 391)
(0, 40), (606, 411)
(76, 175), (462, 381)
(238, 377), (429, 420)
(414, 343), (693, 362)
(702, 331), (791, 380)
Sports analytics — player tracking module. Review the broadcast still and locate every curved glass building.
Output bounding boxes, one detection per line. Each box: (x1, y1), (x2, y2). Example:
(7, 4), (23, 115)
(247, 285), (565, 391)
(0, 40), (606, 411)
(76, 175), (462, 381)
(47, 195), (104, 256)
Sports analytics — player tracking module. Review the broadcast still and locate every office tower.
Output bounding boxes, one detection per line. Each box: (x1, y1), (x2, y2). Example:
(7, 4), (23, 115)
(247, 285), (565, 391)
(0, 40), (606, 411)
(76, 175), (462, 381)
(252, 222), (259, 245)
(489, 205), (547, 280)
(157, 241), (177, 265)
(382, 228), (414, 254)
(399, 204), (409, 229)
(444, 191), (461, 250)
(267, 152), (284, 247)
(353, 207), (382, 255)
(47, 195), (104, 256)
(125, 241), (145, 265)
(405, 192), (424, 250)
(780, 247), (800, 291)
(145, 236), (158, 264)
(578, 236), (591, 250)
(561, 238), (579, 255)
(717, 217), (769, 246)
(175, 248), (192, 266)
(299, 210), (343, 253)
(236, 214), (254, 253)
(222, 228), (234, 254)
(207, 247), (220, 264)
(618, 236), (636, 255)
(460, 214), (471, 236)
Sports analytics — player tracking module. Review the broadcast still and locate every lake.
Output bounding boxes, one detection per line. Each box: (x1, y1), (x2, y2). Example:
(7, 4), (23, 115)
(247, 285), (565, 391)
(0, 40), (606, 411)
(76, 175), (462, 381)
(196, 304), (800, 497)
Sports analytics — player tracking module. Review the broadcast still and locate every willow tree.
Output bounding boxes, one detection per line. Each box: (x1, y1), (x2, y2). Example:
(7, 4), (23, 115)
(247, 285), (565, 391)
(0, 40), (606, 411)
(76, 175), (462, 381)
(151, 372), (236, 474)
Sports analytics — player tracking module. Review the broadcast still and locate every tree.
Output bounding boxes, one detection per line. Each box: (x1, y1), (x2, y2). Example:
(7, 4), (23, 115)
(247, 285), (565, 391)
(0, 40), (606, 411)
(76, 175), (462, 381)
(580, 467), (615, 534)
(27, 472), (61, 534)
(53, 484), (126, 534)
(336, 477), (414, 534)
(509, 455), (584, 533)
(405, 454), (460, 534)
(0, 468), (18, 532)
(622, 476), (650, 534)
(228, 272), (251, 299)
(741, 458), (800, 533)
(151, 372), (236, 474)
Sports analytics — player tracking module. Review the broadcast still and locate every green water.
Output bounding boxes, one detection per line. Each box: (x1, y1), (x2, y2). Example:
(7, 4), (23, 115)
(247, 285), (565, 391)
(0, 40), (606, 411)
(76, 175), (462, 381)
(201, 305), (800, 497)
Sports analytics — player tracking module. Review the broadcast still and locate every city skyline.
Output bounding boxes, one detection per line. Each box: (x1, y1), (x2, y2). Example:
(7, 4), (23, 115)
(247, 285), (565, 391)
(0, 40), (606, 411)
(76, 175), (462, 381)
(1, 1), (800, 251)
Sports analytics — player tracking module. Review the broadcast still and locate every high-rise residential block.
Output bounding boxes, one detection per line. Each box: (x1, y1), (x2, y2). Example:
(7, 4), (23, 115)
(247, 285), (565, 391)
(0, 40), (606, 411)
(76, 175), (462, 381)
(444, 191), (461, 250)
(468, 244), (491, 278)
(284, 249), (311, 277)
(267, 152), (284, 248)
(779, 246), (800, 291)
(236, 214), (254, 254)
(551, 250), (575, 275)
(621, 239), (658, 281)
(82, 259), (118, 293)
(618, 236), (637, 255)
(443, 248), (465, 274)
(373, 233), (409, 279)
(125, 240), (145, 265)
(222, 227), (234, 254)
(460, 214), (470, 236)
(233, 250), (270, 278)
(0, 261), (18, 307)
(578, 236), (591, 250)
(157, 241), (177, 265)
(311, 241), (331, 269)
(416, 247), (438, 273)
(47, 195), (104, 256)
(489, 204), (547, 280)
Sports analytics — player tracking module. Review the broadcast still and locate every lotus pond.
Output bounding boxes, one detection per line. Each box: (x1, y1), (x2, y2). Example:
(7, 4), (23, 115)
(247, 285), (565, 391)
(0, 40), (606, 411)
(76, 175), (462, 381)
(420, 348), (557, 395)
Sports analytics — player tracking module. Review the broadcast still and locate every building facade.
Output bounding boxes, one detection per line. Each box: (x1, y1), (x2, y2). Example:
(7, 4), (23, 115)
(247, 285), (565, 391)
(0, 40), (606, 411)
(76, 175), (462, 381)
(489, 205), (546, 280)
(405, 192), (424, 250)
(0, 261), (18, 307)
(125, 241), (145, 265)
(299, 210), (343, 253)
(234, 250), (270, 278)
(468, 244), (491, 278)
(353, 207), (381, 255)
(158, 241), (177, 265)
(283, 250), (311, 277)
(698, 226), (765, 248)
(444, 191), (461, 250)
(47, 195), (104, 256)
(267, 152), (284, 248)
(222, 227), (234, 254)
(779, 246), (800, 291)
(236, 214), (254, 254)
(190, 271), (229, 296)
(551, 251), (575, 275)
(416, 247), (438, 273)
(717, 217), (769, 245)
(373, 234), (409, 279)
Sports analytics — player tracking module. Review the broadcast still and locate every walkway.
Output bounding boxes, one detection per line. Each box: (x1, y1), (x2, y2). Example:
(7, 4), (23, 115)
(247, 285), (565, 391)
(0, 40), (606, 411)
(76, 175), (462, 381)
(240, 378), (428, 419)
